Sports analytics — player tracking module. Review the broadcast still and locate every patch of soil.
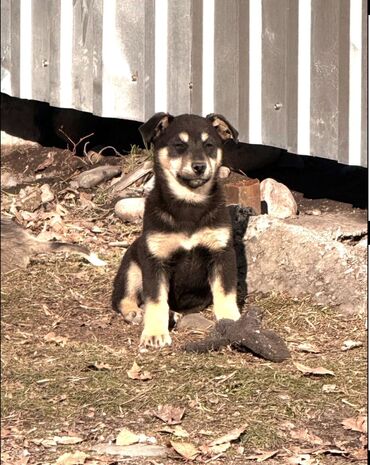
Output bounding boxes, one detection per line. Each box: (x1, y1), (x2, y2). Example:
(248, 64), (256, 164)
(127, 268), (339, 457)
(1, 145), (127, 191)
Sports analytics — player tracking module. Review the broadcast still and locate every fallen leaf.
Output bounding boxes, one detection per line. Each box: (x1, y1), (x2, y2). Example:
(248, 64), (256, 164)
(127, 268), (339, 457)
(127, 361), (153, 381)
(54, 435), (84, 445)
(158, 425), (189, 438)
(209, 423), (247, 446)
(170, 441), (199, 460)
(44, 332), (68, 347)
(200, 442), (231, 455)
(244, 449), (280, 462)
(92, 443), (167, 458)
(296, 343), (320, 353)
(55, 451), (88, 465)
(153, 404), (185, 425)
(341, 340), (363, 351)
(40, 438), (57, 447)
(341, 416), (367, 434)
(116, 428), (140, 446)
(290, 429), (324, 445)
(294, 362), (334, 376)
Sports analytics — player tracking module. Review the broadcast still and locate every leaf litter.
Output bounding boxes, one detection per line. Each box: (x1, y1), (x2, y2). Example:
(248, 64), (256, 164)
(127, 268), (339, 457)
(152, 404), (186, 425)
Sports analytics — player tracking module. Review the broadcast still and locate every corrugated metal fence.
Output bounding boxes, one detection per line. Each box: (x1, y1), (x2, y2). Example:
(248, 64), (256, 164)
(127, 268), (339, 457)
(1, 0), (367, 167)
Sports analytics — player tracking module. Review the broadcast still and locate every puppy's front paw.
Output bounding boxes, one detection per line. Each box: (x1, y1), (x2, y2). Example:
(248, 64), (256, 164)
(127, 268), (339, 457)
(214, 305), (241, 321)
(140, 331), (172, 348)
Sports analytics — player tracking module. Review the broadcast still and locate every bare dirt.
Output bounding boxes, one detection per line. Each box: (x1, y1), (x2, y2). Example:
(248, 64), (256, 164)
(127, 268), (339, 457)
(1, 144), (367, 464)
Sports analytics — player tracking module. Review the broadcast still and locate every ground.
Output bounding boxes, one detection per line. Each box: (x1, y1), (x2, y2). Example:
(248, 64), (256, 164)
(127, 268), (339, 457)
(1, 144), (367, 464)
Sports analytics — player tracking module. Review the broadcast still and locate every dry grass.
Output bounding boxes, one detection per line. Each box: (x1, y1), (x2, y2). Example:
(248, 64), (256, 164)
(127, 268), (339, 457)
(1, 225), (367, 464)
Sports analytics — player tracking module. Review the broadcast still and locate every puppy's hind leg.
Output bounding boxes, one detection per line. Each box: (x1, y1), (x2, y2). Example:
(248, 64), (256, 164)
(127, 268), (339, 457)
(112, 245), (143, 324)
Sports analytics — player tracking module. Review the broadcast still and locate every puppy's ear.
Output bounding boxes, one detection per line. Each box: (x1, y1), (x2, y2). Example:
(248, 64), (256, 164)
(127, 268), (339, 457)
(206, 113), (239, 142)
(139, 113), (174, 148)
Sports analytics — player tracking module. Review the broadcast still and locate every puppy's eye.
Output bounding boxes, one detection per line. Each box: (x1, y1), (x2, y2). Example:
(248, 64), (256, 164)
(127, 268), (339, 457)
(174, 142), (187, 152)
(204, 141), (216, 149)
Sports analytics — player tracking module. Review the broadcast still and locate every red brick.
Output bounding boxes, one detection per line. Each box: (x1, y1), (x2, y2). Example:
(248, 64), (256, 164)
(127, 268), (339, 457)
(223, 177), (261, 214)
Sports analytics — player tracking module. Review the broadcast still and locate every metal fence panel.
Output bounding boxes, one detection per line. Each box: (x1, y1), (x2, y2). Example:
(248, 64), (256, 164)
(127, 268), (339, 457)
(0, 0), (367, 167)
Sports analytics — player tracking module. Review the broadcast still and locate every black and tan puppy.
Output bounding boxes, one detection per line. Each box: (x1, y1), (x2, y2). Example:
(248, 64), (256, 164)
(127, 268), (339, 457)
(112, 113), (241, 348)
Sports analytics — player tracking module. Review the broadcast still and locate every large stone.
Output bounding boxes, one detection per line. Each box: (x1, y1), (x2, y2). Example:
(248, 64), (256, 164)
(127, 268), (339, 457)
(244, 213), (367, 314)
(1, 130), (40, 151)
(115, 197), (146, 223)
(260, 178), (297, 218)
(77, 165), (122, 188)
(176, 314), (214, 332)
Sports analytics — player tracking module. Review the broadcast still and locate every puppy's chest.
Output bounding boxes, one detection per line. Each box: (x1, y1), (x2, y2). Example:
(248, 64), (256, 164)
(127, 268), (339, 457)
(146, 226), (231, 260)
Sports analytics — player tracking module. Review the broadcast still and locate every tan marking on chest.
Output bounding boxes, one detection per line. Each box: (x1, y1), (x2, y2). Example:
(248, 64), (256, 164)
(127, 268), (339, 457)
(146, 227), (231, 259)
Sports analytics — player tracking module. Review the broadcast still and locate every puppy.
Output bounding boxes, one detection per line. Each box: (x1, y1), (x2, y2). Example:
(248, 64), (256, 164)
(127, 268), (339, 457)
(112, 113), (242, 348)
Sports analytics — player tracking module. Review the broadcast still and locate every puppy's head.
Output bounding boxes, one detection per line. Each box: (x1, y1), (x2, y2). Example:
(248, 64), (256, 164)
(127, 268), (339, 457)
(139, 113), (238, 200)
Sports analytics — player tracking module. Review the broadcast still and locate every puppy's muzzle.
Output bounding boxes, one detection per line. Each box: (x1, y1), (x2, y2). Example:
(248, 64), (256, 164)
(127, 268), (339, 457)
(191, 162), (207, 176)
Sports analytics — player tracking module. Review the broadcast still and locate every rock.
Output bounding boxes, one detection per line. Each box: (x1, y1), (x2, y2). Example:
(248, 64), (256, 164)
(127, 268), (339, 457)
(355, 237), (367, 249)
(77, 165), (122, 188)
(1, 130), (40, 149)
(260, 178), (297, 218)
(218, 166), (231, 179)
(176, 314), (214, 332)
(1, 171), (19, 188)
(305, 209), (322, 216)
(40, 184), (54, 203)
(19, 186), (42, 212)
(244, 213), (367, 314)
(115, 197), (146, 223)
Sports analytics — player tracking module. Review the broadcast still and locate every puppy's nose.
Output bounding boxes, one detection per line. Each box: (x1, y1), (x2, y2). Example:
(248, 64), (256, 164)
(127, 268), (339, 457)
(191, 162), (206, 175)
